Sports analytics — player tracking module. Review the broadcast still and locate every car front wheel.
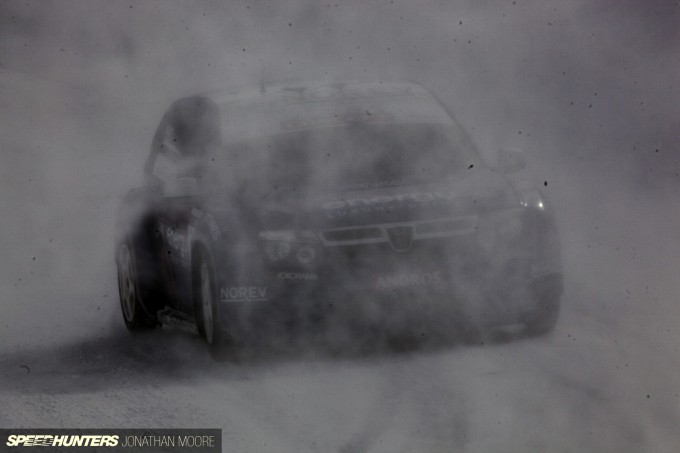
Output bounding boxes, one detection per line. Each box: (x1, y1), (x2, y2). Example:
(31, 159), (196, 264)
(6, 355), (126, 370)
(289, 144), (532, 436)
(117, 242), (157, 331)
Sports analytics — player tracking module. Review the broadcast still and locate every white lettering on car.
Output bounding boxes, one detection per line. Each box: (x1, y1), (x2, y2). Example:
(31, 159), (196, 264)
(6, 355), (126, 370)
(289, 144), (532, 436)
(277, 272), (319, 281)
(220, 286), (268, 302)
(164, 225), (189, 260)
(322, 191), (455, 210)
(204, 213), (221, 240)
(375, 271), (442, 289)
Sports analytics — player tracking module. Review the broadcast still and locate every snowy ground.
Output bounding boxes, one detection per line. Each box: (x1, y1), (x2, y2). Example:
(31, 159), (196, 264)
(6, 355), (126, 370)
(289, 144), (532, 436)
(2, 182), (679, 452)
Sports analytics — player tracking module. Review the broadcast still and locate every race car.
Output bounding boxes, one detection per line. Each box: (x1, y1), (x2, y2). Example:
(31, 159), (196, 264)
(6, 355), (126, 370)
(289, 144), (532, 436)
(115, 80), (562, 356)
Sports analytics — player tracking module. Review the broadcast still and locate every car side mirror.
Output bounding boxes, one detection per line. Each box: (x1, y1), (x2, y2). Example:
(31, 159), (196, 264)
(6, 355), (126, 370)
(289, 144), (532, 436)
(163, 176), (198, 198)
(496, 147), (527, 173)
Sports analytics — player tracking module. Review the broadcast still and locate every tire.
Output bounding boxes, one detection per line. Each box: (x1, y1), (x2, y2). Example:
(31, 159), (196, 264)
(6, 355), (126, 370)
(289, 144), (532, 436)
(193, 249), (233, 360)
(117, 242), (157, 331)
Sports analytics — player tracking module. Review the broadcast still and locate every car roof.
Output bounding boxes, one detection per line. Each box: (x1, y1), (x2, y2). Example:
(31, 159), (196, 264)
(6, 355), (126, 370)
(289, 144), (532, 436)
(194, 80), (454, 143)
(203, 80), (432, 107)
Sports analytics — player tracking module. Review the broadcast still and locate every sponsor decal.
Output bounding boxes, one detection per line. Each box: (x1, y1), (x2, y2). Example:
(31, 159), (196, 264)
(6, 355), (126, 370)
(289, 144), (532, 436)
(264, 240), (292, 261)
(385, 225), (413, 252)
(296, 245), (316, 264)
(341, 179), (409, 191)
(202, 213), (220, 240)
(321, 191), (458, 215)
(277, 272), (319, 281)
(269, 83), (415, 104)
(164, 225), (189, 260)
(190, 210), (221, 240)
(280, 111), (394, 130)
(220, 286), (268, 302)
(375, 271), (442, 289)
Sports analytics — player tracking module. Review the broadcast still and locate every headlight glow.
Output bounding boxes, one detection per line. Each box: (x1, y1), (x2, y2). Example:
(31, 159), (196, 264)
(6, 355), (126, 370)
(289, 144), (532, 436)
(519, 189), (545, 210)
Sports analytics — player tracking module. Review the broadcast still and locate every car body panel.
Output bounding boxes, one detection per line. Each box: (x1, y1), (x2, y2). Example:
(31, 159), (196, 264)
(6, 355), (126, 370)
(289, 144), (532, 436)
(115, 81), (563, 337)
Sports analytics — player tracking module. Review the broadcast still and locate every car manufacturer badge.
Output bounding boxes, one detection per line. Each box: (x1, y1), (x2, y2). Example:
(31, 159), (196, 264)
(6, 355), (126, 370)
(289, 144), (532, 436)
(386, 226), (413, 252)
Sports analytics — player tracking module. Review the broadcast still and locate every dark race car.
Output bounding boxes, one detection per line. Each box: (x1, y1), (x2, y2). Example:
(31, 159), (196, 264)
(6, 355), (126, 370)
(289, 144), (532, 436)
(115, 81), (562, 357)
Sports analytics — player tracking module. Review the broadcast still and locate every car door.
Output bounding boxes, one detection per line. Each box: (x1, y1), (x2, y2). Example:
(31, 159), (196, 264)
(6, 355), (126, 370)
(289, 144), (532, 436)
(144, 118), (195, 312)
(145, 96), (222, 315)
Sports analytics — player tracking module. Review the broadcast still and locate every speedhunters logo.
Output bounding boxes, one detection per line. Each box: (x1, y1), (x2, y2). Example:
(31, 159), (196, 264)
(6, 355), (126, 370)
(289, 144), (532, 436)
(1, 429), (220, 452)
(6, 435), (119, 447)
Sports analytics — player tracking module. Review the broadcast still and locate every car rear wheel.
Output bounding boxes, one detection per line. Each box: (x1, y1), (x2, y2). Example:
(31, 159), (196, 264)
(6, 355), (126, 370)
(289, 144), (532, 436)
(117, 242), (157, 331)
(193, 249), (233, 360)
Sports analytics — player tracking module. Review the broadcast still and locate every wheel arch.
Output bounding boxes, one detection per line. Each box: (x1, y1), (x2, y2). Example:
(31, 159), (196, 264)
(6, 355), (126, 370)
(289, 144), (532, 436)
(119, 211), (166, 318)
